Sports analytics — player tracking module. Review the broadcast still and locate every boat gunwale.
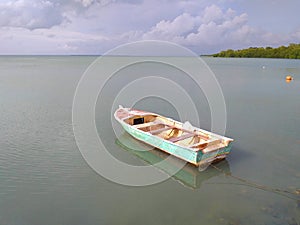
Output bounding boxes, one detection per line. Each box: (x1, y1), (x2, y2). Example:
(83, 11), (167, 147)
(115, 108), (233, 142)
(114, 108), (233, 154)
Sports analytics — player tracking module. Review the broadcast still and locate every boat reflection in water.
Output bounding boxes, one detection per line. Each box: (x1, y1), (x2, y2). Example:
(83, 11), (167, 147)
(116, 133), (231, 189)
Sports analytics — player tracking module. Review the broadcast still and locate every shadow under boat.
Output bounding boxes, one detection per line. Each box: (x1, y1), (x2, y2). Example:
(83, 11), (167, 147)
(115, 132), (231, 189)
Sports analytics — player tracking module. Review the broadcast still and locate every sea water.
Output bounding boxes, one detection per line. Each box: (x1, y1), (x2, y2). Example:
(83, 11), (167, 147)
(0, 56), (299, 225)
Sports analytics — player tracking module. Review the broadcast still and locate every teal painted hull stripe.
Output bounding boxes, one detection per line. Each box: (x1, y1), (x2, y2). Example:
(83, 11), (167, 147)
(123, 124), (233, 165)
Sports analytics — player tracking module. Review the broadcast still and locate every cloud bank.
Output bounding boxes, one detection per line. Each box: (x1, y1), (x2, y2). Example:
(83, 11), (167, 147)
(0, 0), (299, 54)
(0, 0), (66, 29)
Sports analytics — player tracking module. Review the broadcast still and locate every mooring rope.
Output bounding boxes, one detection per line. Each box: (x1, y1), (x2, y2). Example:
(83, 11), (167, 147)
(210, 164), (300, 201)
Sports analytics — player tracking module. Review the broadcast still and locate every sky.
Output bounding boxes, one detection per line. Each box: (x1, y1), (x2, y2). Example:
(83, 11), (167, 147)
(1, 0), (300, 55)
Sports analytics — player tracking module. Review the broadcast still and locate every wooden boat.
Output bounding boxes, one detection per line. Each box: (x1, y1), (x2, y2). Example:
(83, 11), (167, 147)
(114, 106), (234, 167)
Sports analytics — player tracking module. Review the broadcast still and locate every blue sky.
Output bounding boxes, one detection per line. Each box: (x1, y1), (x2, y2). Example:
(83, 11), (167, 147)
(1, 0), (300, 55)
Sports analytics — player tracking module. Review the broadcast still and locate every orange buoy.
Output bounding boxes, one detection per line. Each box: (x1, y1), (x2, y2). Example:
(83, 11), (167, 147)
(286, 75), (293, 81)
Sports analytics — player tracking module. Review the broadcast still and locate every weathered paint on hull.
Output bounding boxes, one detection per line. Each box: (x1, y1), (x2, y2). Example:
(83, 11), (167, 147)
(122, 123), (233, 166)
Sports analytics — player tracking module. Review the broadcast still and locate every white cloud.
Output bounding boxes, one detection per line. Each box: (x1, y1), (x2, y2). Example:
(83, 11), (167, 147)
(75, 0), (117, 7)
(143, 13), (200, 40)
(202, 4), (224, 24)
(0, 0), (64, 29)
(140, 5), (254, 52)
(184, 12), (249, 45)
(0, 26), (109, 54)
(75, 0), (95, 7)
(1, 0), (300, 54)
(136, 4), (300, 53)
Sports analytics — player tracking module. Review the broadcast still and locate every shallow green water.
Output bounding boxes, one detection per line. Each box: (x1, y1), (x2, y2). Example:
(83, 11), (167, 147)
(0, 56), (299, 225)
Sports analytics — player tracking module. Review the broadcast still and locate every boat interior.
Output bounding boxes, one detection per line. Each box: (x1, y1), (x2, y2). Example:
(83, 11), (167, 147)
(122, 114), (222, 150)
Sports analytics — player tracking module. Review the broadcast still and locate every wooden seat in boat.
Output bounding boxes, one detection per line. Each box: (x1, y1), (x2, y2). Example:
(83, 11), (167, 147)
(149, 126), (172, 135)
(133, 121), (158, 129)
(168, 133), (195, 143)
(189, 138), (222, 149)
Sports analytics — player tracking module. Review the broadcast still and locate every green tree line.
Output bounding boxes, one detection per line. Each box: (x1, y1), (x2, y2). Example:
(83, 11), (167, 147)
(212, 43), (300, 59)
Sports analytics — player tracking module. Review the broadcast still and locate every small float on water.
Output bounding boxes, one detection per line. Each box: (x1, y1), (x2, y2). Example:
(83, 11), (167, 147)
(286, 75), (293, 82)
(114, 106), (234, 167)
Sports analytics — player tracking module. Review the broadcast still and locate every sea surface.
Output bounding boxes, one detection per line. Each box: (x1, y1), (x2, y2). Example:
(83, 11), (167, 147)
(0, 56), (299, 225)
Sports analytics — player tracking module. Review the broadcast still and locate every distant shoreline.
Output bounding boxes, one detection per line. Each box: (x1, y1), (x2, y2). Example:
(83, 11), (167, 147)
(211, 43), (300, 59)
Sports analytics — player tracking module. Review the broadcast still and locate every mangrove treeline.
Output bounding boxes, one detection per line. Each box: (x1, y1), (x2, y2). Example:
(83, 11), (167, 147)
(212, 43), (300, 59)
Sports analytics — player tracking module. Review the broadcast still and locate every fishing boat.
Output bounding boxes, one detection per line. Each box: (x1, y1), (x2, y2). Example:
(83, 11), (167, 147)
(114, 106), (234, 167)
